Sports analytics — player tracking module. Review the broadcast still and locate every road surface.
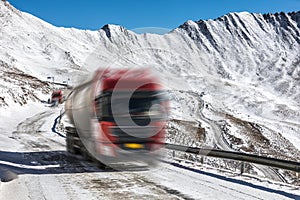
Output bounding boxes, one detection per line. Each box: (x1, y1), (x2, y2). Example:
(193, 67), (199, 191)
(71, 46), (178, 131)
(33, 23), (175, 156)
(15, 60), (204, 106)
(0, 105), (299, 200)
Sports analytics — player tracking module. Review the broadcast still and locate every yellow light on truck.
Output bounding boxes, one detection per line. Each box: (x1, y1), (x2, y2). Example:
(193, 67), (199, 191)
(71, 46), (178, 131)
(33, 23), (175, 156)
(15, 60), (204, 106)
(124, 143), (144, 149)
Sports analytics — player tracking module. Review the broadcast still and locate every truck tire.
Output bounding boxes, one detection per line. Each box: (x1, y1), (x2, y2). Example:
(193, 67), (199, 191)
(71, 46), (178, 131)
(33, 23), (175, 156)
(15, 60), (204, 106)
(66, 132), (75, 154)
(81, 147), (92, 161)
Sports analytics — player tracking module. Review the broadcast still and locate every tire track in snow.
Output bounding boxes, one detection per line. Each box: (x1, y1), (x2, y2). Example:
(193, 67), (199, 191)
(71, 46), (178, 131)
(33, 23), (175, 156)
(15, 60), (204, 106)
(11, 110), (65, 150)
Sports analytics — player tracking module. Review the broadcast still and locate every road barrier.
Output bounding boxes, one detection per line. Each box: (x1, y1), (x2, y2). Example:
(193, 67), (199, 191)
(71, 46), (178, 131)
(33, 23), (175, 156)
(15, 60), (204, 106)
(165, 143), (300, 172)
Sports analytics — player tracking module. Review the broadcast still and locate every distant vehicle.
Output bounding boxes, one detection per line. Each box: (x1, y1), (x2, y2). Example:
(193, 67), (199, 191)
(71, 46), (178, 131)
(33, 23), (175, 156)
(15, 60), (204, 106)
(64, 68), (168, 168)
(50, 90), (63, 105)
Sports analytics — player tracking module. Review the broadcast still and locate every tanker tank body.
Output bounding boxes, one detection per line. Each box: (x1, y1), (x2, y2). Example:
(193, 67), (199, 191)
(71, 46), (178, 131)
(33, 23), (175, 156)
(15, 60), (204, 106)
(64, 68), (168, 169)
(65, 78), (97, 159)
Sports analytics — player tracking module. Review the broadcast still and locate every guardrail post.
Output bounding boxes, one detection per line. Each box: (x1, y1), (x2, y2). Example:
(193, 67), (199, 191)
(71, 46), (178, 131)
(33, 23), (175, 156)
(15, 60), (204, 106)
(200, 156), (204, 165)
(59, 109), (62, 123)
(240, 162), (245, 175)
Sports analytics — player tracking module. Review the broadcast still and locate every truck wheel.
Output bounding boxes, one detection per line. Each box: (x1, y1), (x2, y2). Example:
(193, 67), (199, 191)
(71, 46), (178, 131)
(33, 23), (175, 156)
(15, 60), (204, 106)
(81, 148), (92, 161)
(74, 147), (81, 155)
(96, 160), (109, 170)
(66, 133), (75, 154)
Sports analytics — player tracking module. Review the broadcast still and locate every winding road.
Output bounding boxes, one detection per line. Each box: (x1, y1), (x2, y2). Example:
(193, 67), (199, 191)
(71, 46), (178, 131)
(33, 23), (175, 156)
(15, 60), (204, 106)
(188, 92), (286, 182)
(0, 105), (298, 199)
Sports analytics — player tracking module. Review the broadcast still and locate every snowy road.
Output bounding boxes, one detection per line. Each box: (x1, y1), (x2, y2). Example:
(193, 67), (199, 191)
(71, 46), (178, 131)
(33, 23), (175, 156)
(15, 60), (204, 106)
(0, 104), (299, 199)
(192, 93), (286, 183)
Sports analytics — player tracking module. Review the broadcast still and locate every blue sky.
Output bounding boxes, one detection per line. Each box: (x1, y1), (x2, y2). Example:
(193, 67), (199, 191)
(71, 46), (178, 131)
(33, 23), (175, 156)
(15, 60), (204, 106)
(8, 0), (300, 31)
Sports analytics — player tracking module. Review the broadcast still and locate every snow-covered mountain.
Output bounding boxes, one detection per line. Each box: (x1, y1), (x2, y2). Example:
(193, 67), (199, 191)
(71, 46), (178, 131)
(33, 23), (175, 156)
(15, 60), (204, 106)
(0, 0), (300, 162)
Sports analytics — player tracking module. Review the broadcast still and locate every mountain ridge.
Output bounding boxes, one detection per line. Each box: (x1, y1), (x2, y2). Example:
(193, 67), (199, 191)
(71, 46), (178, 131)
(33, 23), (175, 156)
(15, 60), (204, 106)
(0, 1), (300, 147)
(1, 1), (300, 185)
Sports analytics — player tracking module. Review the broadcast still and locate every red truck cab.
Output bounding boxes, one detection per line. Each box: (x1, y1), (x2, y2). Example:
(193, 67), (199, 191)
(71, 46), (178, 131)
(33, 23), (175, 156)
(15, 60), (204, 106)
(51, 90), (63, 104)
(93, 69), (167, 158)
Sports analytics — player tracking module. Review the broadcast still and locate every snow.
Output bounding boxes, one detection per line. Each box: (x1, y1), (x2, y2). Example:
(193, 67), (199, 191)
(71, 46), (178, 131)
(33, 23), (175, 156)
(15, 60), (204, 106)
(0, 95), (297, 199)
(0, 161), (59, 170)
(0, 103), (47, 151)
(0, 0), (300, 199)
(143, 162), (300, 200)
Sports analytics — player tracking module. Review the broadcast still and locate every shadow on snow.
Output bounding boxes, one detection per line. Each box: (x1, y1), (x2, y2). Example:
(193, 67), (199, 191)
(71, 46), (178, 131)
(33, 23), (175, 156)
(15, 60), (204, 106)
(0, 150), (103, 182)
(170, 162), (300, 200)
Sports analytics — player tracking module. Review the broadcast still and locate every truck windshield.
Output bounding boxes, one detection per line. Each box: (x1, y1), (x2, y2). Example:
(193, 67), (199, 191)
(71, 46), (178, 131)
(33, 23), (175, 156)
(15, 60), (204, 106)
(52, 93), (61, 98)
(95, 91), (166, 125)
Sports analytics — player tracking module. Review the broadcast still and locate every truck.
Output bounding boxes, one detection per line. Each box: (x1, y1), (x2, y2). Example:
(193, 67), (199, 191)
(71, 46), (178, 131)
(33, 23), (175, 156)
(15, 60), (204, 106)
(64, 68), (168, 169)
(49, 90), (63, 105)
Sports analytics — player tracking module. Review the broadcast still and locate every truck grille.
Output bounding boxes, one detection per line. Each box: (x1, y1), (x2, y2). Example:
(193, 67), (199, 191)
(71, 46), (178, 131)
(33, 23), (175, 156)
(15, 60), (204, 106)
(111, 126), (158, 150)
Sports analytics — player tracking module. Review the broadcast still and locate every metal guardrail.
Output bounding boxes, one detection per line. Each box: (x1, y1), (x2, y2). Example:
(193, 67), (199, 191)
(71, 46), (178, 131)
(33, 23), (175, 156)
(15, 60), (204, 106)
(165, 143), (300, 172)
(47, 81), (72, 89)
